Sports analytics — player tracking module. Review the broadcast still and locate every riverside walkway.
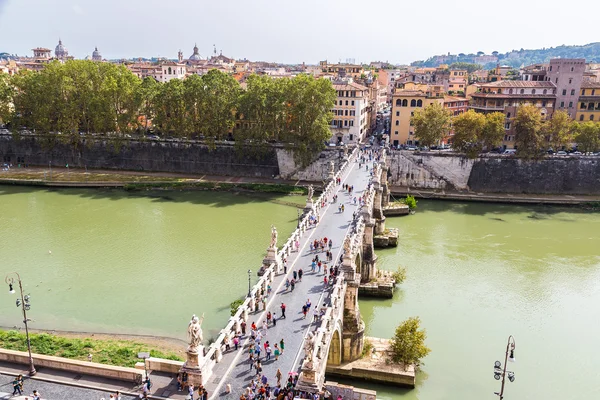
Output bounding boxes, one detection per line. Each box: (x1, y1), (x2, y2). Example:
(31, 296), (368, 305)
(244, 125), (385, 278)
(203, 148), (376, 399)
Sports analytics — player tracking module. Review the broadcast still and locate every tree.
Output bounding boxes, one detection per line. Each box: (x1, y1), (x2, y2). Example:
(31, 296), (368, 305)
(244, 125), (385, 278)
(389, 317), (431, 370)
(574, 122), (600, 153)
(451, 110), (485, 157)
(411, 102), (452, 147)
(514, 105), (544, 158)
(481, 112), (506, 150)
(0, 73), (13, 125)
(543, 110), (573, 151)
(449, 62), (482, 74)
(154, 78), (186, 136)
(135, 77), (159, 132)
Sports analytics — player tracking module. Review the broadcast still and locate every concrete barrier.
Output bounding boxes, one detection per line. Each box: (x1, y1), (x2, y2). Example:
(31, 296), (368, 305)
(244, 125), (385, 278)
(0, 348), (144, 384)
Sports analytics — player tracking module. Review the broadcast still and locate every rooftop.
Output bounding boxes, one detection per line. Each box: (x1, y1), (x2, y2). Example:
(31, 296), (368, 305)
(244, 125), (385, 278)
(333, 82), (368, 91)
(478, 81), (556, 88)
(581, 82), (600, 89)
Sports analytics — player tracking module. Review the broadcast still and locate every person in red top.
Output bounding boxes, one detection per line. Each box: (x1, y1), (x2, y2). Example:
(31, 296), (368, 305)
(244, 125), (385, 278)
(280, 303), (286, 318)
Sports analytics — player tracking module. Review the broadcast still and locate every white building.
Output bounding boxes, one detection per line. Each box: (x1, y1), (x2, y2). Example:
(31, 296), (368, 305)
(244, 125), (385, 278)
(330, 81), (370, 145)
(159, 62), (187, 83)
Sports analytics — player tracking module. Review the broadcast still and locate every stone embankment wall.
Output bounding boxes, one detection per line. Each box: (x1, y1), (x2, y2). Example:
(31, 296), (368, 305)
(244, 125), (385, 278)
(276, 147), (345, 181)
(0, 136), (280, 178)
(388, 150), (600, 195)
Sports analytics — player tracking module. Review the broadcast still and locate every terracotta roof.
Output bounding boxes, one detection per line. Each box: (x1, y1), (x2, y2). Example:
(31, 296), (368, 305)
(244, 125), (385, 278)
(479, 81), (556, 88)
(581, 82), (600, 89)
(471, 93), (555, 99)
(444, 96), (467, 102)
(333, 82), (368, 91)
(392, 90), (426, 96)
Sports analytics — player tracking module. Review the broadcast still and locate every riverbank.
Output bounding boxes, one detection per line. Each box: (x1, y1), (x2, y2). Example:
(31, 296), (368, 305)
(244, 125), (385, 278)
(390, 186), (600, 207)
(0, 167), (312, 195)
(0, 329), (184, 368)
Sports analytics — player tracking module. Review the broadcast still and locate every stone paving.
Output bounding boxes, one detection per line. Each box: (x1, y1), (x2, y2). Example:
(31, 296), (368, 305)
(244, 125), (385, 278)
(0, 372), (137, 399)
(207, 154), (373, 400)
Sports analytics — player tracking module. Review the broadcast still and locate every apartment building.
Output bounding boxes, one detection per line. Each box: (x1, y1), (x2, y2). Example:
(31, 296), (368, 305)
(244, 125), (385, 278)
(546, 58), (586, 118)
(576, 82), (600, 122)
(470, 81), (556, 148)
(390, 88), (444, 146)
(330, 81), (370, 144)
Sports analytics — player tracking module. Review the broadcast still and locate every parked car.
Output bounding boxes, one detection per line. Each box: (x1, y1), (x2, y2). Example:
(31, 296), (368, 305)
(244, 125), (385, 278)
(556, 151), (567, 156)
(503, 149), (517, 155)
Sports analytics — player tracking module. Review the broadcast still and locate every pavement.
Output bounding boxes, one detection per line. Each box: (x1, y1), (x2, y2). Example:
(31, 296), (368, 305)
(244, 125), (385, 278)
(205, 150), (375, 400)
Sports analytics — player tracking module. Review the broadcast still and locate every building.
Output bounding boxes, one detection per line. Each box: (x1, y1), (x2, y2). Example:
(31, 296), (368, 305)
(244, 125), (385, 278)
(390, 89), (444, 146)
(546, 58), (586, 118)
(576, 82), (600, 122)
(188, 44), (203, 63)
(520, 63), (548, 82)
(92, 47), (102, 62)
(54, 39), (69, 60)
(320, 61), (364, 80)
(470, 81), (556, 149)
(159, 62), (186, 82)
(330, 81), (370, 144)
(32, 48), (52, 59)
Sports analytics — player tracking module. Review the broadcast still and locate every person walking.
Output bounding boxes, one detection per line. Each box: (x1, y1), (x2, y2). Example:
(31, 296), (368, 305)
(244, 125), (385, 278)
(272, 313), (277, 326)
(276, 368), (282, 385)
(12, 375), (22, 396)
(280, 303), (286, 319)
(241, 320), (247, 336)
(274, 344), (280, 361)
(279, 339), (285, 354)
(266, 345), (272, 361)
(298, 268), (303, 281)
(293, 270), (297, 280)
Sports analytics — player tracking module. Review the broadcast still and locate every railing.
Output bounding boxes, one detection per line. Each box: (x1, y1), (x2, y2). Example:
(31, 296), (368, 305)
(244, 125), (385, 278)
(197, 146), (360, 379)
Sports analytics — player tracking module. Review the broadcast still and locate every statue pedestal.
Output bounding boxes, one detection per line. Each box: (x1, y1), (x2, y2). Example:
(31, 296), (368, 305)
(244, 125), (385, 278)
(305, 200), (314, 212)
(180, 345), (205, 387)
(259, 246), (278, 275)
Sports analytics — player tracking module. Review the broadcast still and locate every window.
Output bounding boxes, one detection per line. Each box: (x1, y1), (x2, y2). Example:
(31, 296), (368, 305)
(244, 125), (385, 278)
(571, 89), (575, 96)
(349, 134), (354, 141)
(395, 120), (399, 126)
(396, 99), (401, 107)
(350, 120), (354, 126)
(569, 102), (573, 108)
(345, 110), (348, 116)
(555, 78), (558, 84)
(410, 99), (416, 107)
(394, 131), (398, 136)
(562, 89), (567, 96)
(532, 89), (536, 95)
(344, 120), (348, 126)
(396, 111), (400, 116)
(560, 101), (565, 107)
(580, 115), (584, 121)
(593, 90), (596, 95)
(582, 90), (586, 96)
(542, 101), (547, 107)
(589, 102), (595, 110)
(351, 100), (355, 106)
(549, 66), (552, 71)
(402, 99), (408, 107)
(569, 78), (573, 84)
(509, 89), (513, 94)
(507, 112), (511, 118)
(591, 115), (595, 121)
(505, 122), (511, 130)
(416, 99), (423, 107)
(520, 89), (524, 94)
(571, 67), (574, 72)
(581, 102), (587, 109)
(345, 100), (348, 106)
(543, 89), (547, 95)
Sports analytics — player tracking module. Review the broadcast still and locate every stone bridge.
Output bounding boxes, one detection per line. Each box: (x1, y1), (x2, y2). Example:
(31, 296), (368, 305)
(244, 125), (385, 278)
(182, 146), (393, 399)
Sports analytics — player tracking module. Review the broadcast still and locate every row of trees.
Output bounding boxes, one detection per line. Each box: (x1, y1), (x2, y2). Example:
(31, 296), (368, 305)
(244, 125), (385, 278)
(0, 60), (336, 163)
(411, 104), (600, 157)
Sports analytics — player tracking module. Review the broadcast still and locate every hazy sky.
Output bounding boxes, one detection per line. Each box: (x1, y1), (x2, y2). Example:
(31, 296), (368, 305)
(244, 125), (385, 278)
(1, 0), (598, 64)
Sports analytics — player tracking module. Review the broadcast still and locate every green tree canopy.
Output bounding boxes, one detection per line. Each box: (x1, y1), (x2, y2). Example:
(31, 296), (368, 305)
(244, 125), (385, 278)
(542, 110), (573, 151)
(574, 122), (600, 153)
(451, 110), (485, 157)
(389, 317), (431, 370)
(449, 62), (482, 73)
(514, 105), (544, 158)
(481, 112), (506, 150)
(411, 102), (452, 147)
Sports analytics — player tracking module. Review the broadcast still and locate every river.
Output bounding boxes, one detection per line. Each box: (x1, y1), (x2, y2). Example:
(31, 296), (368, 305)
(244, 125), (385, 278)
(1, 187), (599, 399)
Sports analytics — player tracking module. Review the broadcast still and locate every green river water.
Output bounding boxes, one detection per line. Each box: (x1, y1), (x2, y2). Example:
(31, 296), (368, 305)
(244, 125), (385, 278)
(1, 186), (599, 400)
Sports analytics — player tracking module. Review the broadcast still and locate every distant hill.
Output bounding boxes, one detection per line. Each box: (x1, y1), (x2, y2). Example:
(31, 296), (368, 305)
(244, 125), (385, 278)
(412, 43), (600, 69)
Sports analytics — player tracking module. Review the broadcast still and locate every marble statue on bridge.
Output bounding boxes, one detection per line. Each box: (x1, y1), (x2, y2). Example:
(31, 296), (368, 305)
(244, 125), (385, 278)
(270, 225), (278, 248)
(188, 313), (204, 349)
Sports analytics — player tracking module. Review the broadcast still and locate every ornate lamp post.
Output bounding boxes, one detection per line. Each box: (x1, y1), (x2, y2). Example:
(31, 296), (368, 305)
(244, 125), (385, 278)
(493, 335), (516, 399)
(5, 272), (36, 375)
(247, 270), (252, 298)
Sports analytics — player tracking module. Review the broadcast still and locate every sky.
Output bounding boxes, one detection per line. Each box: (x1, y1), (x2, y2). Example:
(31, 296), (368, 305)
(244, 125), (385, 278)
(0, 0), (599, 65)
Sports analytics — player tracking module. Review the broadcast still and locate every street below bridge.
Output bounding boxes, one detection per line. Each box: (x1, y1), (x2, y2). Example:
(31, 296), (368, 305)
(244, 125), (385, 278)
(207, 150), (376, 400)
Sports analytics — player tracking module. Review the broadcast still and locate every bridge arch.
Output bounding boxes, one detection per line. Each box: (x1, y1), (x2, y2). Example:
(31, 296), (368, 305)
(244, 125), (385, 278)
(327, 324), (342, 366)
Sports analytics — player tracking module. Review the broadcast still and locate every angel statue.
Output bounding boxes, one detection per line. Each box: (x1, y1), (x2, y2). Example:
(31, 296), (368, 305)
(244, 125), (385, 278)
(270, 225), (278, 248)
(307, 185), (314, 201)
(187, 313), (205, 349)
(343, 236), (351, 256)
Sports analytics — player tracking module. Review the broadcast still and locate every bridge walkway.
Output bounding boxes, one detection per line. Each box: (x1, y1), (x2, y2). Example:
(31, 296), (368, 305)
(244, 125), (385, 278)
(206, 153), (373, 399)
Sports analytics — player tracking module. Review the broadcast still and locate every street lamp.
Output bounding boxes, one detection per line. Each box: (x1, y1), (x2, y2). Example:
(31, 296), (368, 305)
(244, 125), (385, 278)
(247, 270), (252, 298)
(5, 272), (36, 375)
(493, 335), (516, 399)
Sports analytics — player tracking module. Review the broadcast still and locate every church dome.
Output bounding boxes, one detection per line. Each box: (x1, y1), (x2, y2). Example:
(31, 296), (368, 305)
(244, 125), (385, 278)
(189, 43), (202, 61)
(55, 39), (68, 58)
(92, 46), (102, 61)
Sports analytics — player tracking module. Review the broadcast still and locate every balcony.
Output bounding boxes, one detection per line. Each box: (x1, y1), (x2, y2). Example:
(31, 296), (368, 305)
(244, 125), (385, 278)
(469, 104), (505, 111)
